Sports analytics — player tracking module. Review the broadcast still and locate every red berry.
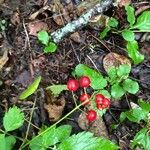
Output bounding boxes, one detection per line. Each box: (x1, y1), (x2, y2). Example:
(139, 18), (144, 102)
(79, 76), (91, 88)
(86, 109), (97, 122)
(102, 98), (110, 108)
(96, 104), (102, 110)
(95, 94), (105, 105)
(67, 79), (79, 92)
(79, 93), (91, 105)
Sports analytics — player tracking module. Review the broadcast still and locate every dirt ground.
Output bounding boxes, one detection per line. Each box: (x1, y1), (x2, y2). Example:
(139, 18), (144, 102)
(0, 0), (150, 149)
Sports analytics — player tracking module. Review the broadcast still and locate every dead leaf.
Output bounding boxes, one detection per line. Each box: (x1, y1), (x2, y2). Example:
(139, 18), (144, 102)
(103, 52), (131, 72)
(0, 50), (8, 70)
(44, 96), (65, 122)
(78, 111), (108, 138)
(116, 0), (131, 7)
(28, 21), (49, 36)
(11, 12), (20, 25)
(70, 32), (81, 43)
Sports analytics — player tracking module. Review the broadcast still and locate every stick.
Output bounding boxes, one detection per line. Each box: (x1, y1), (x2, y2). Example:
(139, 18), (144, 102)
(51, 0), (113, 43)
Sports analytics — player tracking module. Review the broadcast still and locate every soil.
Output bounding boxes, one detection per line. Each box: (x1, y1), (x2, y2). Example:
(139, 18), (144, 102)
(0, 0), (150, 149)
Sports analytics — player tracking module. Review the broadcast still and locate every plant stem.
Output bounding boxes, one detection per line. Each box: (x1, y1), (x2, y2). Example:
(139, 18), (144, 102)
(21, 100), (88, 149)
(0, 128), (24, 141)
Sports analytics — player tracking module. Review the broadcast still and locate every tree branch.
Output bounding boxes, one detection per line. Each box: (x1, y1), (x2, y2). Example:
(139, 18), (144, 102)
(51, 0), (113, 43)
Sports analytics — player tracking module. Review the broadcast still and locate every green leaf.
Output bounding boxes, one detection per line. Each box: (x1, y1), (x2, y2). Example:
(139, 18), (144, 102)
(122, 30), (135, 41)
(117, 64), (131, 79)
(58, 132), (118, 150)
(5, 136), (16, 150)
(131, 128), (150, 150)
(107, 67), (118, 84)
(30, 125), (72, 150)
(111, 83), (125, 99)
(44, 42), (57, 53)
(99, 27), (110, 39)
(108, 17), (118, 28)
(46, 85), (67, 97)
(0, 134), (6, 150)
(138, 99), (150, 112)
(0, 134), (16, 150)
(38, 31), (49, 45)
(120, 108), (148, 123)
(3, 106), (24, 132)
(123, 79), (139, 94)
(74, 64), (107, 89)
(127, 40), (144, 64)
(19, 76), (41, 100)
(125, 5), (135, 26)
(131, 11), (150, 31)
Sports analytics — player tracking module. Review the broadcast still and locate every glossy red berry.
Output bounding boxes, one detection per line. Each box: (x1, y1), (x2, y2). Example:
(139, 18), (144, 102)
(79, 93), (91, 105)
(67, 79), (79, 92)
(86, 109), (97, 122)
(102, 98), (110, 108)
(79, 76), (91, 88)
(95, 94), (105, 105)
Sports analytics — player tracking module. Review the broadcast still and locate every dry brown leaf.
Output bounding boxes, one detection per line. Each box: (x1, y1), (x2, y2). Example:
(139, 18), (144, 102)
(70, 32), (81, 43)
(0, 50), (8, 70)
(44, 96), (65, 122)
(78, 111), (108, 138)
(28, 21), (49, 36)
(11, 12), (20, 25)
(117, 0), (131, 7)
(103, 52), (131, 72)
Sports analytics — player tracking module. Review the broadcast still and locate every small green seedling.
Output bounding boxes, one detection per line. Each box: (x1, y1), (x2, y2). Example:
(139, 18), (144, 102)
(38, 30), (57, 53)
(107, 64), (139, 99)
(120, 100), (150, 150)
(0, 106), (25, 149)
(100, 6), (150, 64)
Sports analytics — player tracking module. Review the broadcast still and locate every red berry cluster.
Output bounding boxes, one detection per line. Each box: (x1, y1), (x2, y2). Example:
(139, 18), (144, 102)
(67, 76), (110, 123)
(95, 94), (110, 110)
(67, 76), (91, 105)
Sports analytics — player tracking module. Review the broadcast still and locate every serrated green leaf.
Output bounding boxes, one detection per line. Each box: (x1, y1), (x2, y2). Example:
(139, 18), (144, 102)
(127, 40), (144, 64)
(111, 83), (125, 99)
(58, 131), (118, 150)
(138, 100), (150, 112)
(30, 125), (72, 150)
(44, 42), (57, 53)
(131, 128), (150, 150)
(117, 64), (131, 79)
(3, 106), (24, 132)
(108, 17), (118, 28)
(131, 11), (150, 31)
(19, 76), (41, 100)
(125, 5), (135, 26)
(99, 27), (110, 39)
(122, 30), (135, 41)
(120, 108), (148, 123)
(38, 31), (49, 45)
(123, 79), (139, 94)
(74, 64), (107, 89)
(46, 85), (67, 97)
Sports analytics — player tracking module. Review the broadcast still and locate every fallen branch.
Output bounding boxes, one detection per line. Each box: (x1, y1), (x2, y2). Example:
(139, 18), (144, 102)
(51, 0), (113, 43)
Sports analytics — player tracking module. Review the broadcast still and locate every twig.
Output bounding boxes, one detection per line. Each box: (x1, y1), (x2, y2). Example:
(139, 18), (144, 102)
(51, 0), (113, 43)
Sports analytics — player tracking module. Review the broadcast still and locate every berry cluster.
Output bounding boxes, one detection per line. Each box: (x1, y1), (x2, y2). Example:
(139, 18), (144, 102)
(67, 76), (110, 122)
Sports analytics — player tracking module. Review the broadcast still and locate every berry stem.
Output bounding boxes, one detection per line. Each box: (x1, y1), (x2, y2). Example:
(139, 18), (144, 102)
(72, 91), (77, 107)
